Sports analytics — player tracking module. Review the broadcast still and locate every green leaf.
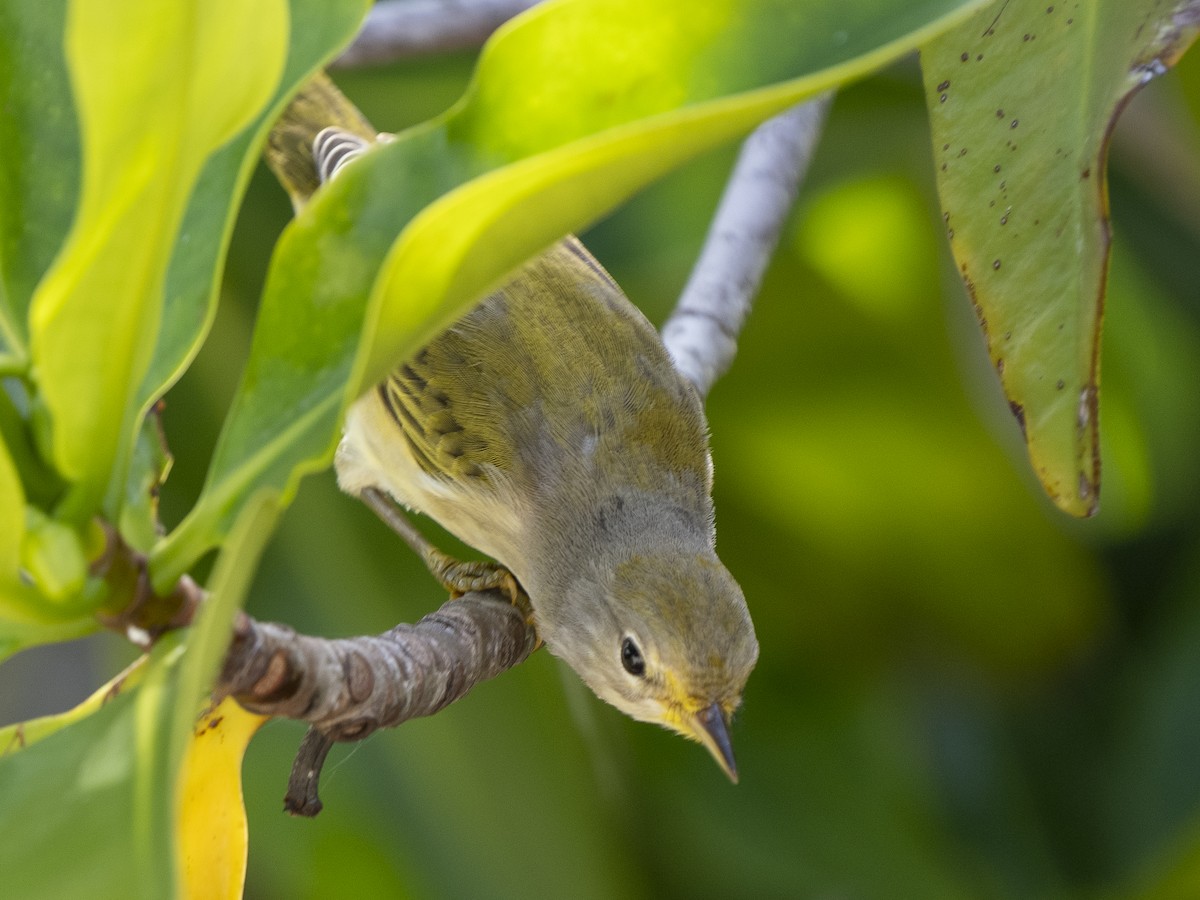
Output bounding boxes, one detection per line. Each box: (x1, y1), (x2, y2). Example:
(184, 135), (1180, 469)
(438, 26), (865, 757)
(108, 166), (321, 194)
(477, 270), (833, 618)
(0, 0), (78, 365)
(137, 0), (372, 412)
(153, 0), (992, 587)
(1, 382), (94, 645)
(117, 406), (172, 554)
(0, 434), (38, 622)
(365, 0), (995, 390)
(0, 657), (146, 755)
(0, 424), (93, 633)
(0, 641), (182, 900)
(0, 616), (97, 664)
(124, 0), (370, 554)
(1133, 832), (1200, 900)
(0, 380), (62, 507)
(27, 0), (289, 524)
(0, 492), (279, 898)
(169, 491), (280, 763)
(922, 0), (1200, 516)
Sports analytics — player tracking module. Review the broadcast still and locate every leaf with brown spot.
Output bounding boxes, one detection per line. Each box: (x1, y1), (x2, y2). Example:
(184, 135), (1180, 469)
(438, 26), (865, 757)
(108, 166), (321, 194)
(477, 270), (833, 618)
(177, 696), (269, 900)
(922, 0), (1200, 516)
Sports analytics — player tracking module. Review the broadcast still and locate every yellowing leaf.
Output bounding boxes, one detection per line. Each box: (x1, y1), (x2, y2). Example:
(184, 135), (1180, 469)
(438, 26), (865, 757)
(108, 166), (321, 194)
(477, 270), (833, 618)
(176, 697), (269, 900)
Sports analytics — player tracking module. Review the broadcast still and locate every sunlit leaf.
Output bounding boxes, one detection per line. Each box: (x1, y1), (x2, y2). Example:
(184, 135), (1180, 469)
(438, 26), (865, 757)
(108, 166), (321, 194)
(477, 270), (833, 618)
(152, 0), (992, 587)
(137, 0), (372, 413)
(922, 0), (1200, 515)
(28, 0), (288, 524)
(2, 0), (365, 641)
(177, 697), (269, 900)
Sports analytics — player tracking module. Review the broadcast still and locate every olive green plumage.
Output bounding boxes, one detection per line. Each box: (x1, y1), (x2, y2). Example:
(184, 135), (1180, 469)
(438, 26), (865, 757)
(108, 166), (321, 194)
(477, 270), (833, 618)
(336, 237), (758, 778)
(279, 74), (759, 777)
(377, 239), (709, 494)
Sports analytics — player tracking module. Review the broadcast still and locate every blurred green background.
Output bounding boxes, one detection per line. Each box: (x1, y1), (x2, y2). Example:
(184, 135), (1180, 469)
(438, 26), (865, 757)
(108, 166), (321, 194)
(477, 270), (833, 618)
(7, 43), (1200, 899)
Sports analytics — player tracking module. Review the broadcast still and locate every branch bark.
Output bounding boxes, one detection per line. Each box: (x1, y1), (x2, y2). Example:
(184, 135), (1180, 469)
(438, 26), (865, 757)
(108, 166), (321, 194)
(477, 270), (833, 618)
(334, 0), (542, 67)
(216, 591), (538, 816)
(661, 96), (833, 398)
(93, 524), (537, 816)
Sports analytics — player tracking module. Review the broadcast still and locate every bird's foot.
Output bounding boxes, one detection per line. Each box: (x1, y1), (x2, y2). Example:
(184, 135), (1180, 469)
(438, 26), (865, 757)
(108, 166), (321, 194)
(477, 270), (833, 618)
(424, 552), (518, 602)
(425, 552), (538, 639)
(359, 487), (537, 632)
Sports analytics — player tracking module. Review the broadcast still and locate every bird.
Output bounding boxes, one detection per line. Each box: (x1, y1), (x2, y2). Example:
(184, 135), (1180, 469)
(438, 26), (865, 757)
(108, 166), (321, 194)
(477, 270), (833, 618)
(316, 126), (759, 781)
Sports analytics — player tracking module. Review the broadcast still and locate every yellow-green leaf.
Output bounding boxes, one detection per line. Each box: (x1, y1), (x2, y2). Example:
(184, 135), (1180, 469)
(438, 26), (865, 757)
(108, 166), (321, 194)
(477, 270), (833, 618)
(0, 436), (39, 623)
(136, 0), (373, 415)
(0, 656), (147, 756)
(28, 0), (288, 524)
(0, 434), (92, 632)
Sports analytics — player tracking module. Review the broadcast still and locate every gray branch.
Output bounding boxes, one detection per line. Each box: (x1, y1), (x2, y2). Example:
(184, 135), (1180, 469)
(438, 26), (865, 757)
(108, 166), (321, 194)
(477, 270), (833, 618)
(334, 0), (543, 67)
(94, 518), (536, 816)
(661, 96), (832, 398)
(216, 591), (537, 815)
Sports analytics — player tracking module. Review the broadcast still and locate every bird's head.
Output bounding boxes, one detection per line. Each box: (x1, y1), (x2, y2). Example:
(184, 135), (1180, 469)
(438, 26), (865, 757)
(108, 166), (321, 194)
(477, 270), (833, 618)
(542, 551), (759, 780)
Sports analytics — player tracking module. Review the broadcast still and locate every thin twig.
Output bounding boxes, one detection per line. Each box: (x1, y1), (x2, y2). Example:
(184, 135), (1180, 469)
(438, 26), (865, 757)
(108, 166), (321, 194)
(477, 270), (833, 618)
(284, 729), (335, 816)
(334, 0), (542, 68)
(661, 96), (833, 398)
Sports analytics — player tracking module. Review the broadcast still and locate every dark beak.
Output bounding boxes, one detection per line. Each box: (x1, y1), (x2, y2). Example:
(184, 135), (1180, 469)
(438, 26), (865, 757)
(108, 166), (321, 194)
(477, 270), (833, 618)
(693, 703), (739, 783)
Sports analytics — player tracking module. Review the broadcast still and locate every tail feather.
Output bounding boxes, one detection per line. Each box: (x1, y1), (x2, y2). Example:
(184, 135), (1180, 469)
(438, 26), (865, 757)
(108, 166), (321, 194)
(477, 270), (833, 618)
(264, 72), (376, 209)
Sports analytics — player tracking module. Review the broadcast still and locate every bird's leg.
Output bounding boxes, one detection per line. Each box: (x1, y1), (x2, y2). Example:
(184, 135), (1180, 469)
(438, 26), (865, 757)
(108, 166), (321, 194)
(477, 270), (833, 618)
(360, 488), (526, 610)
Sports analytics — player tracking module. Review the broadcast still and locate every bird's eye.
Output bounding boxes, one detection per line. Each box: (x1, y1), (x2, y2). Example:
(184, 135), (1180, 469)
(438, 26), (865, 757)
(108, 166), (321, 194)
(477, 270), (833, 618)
(621, 637), (646, 677)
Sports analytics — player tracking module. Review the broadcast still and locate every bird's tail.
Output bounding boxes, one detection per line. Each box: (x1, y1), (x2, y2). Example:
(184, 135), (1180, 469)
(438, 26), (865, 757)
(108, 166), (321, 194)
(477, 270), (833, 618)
(264, 71), (376, 210)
